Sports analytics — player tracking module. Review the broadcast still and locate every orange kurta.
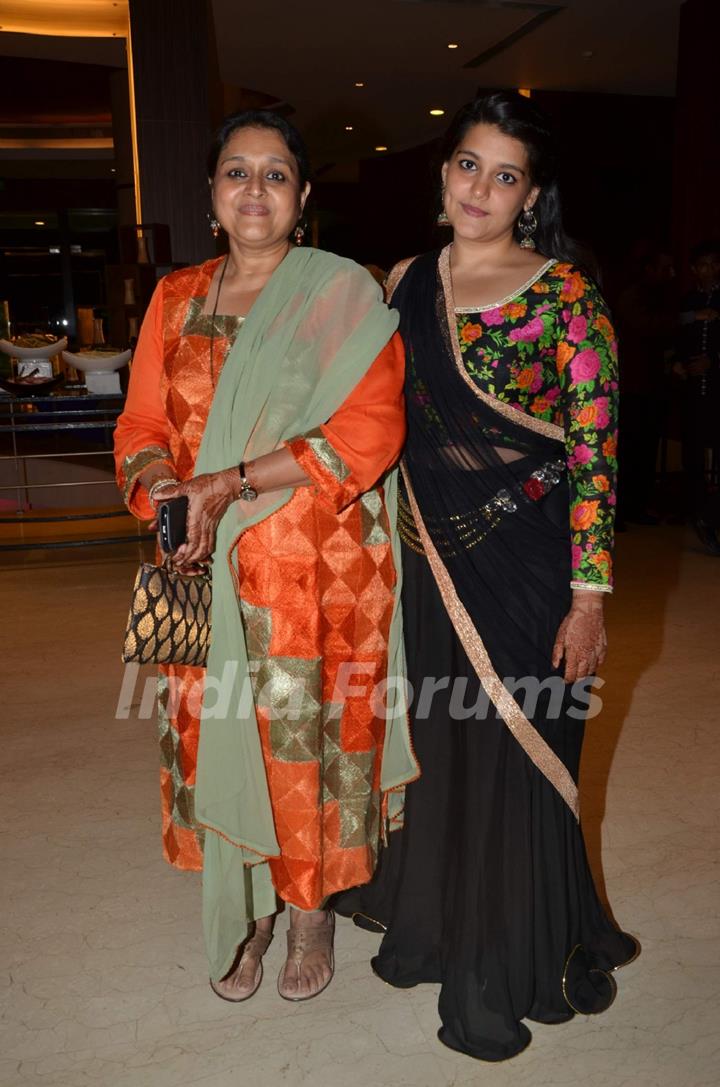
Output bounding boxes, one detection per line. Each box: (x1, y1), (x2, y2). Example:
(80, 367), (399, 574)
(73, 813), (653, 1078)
(115, 257), (406, 907)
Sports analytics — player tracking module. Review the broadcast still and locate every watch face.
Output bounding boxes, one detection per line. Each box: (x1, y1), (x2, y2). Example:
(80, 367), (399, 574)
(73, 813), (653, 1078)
(241, 484), (258, 501)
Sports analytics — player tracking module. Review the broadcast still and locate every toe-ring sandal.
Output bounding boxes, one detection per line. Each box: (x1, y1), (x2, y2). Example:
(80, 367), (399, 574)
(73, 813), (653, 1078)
(277, 910), (335, 1002)
(209, 926), (273, 1003)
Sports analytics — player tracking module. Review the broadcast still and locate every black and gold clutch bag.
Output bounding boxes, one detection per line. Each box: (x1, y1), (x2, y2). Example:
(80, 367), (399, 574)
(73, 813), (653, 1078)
(122, 561), (211, 667)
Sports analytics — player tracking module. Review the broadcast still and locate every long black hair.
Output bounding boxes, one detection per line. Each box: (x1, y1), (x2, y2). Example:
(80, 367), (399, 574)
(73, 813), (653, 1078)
(206, 109), (311, 186)
(440, 92), (581, 267)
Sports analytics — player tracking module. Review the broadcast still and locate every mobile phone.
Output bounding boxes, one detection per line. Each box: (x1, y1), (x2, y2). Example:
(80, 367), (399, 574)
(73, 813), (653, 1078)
(158, 496), (189, 552)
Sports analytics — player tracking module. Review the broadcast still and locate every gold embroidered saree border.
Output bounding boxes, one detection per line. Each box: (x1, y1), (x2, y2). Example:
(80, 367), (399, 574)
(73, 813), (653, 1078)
(401, 463), (580, 820)
(437, 245), (565, 443)
(385, 256), (418, 303)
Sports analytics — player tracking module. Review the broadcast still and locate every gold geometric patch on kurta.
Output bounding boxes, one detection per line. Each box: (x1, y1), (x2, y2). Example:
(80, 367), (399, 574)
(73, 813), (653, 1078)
(181, 295), (245, 340)
(359, 488), (391, 547)
(240, 599), (272, 658)
(322, 712), (376, 849)
(241, 598), (324, 762)
(255, 656), (323, 763)
(302, 426), (350, 482)
(157, 674), (200, 833)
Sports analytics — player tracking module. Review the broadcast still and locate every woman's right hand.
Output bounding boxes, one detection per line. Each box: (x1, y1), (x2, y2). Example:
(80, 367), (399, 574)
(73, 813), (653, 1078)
(161, 468), (240, 566)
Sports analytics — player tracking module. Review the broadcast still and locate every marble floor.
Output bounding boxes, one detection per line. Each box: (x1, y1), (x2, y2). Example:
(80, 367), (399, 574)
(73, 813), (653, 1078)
(1, 525), (717, 1087)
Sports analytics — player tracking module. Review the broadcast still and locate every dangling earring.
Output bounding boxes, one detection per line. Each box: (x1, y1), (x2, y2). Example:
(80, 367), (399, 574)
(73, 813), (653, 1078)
(437, 188), (449, 226)
(293, 223), (305, 246)
(518, 208), (538, 249)
(207, 213), (220, 239)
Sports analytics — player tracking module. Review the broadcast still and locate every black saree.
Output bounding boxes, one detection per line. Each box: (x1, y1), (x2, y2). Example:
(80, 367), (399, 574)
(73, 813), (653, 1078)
(333, 250), (637, 1061)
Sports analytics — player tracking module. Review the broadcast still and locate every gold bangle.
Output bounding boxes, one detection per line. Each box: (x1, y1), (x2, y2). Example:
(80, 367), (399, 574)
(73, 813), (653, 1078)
(148, 477), (179, 505)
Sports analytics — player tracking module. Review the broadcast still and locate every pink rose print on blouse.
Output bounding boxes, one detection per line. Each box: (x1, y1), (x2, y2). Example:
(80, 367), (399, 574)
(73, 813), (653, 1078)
(482, 307), (505, 326)
(567, 443), (595, 469)
(509, 316), (545, 343)
(568, 315), (588, 344)
(594, 396), (611, 429)
(571, 543), (583, 571)
(570, 348), (601, 384)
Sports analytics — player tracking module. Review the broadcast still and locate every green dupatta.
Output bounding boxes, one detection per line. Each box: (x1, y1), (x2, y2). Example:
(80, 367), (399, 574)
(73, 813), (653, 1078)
(193, 247), (417, 979)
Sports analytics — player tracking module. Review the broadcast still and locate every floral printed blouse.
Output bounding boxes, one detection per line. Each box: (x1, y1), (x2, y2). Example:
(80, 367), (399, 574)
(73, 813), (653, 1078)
(455, 261), (619, 590)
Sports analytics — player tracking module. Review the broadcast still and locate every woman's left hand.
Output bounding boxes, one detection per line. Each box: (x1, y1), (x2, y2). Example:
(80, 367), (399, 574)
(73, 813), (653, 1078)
(161, 469), (239, 566)
(551, 592), (607, 683)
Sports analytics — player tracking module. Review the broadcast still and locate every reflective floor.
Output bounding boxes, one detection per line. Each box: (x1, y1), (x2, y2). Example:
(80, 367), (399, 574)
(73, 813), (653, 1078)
(1, 525), (717, 1087)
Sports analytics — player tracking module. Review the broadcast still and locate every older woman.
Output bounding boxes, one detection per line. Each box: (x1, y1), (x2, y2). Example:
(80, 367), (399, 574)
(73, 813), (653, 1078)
(334, 93), (638, 1060)
(114, 111), (417, 1002)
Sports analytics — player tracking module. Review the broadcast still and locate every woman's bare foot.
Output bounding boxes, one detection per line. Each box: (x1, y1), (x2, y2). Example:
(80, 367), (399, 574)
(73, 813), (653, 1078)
(210, 915), (274, 1002)
(278, 908), (335, 1000)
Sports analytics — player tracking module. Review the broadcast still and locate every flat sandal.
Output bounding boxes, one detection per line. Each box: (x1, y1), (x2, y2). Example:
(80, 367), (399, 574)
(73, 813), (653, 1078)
(209, 926), (273, 1003)
(277, 910), (335, 1002)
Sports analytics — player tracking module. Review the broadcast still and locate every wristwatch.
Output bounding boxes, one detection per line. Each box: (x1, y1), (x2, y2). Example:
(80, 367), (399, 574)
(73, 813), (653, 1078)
(238, 461), (258, 501)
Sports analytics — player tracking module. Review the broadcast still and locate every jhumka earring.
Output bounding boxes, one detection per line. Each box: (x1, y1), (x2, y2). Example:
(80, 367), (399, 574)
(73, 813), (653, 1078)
(518, 207), (538, 249)
(293, 223), (305, 246)
(437, 189), (450, 226)
(208, 213), (221, 239)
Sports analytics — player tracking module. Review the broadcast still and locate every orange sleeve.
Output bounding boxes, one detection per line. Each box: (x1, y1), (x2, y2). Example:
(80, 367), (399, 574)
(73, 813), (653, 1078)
(113, 281), (175, 520)
(285, 331), (406, 512)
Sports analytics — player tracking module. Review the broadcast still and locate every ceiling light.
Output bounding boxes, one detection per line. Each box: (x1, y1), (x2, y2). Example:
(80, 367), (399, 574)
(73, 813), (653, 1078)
(518, 88), (532, 98)
(354, 81), (365, 87)
(581, 50), (594, 58)
(429, 109), (445, 116)
(447, 43), (459, 49)
(345, 125), (353, 131)
(34, 220), (46, 226)
(374, 145), (388, 152)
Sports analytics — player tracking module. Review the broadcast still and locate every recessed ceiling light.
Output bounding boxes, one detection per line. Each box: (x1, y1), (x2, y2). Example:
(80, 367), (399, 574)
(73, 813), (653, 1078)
(354, 81), (365, 87)
(430, 109), (445, 116)
(34, 220), (46, 226)
(447, 43), (459, 49)
(374, 145), (388, 152)
(345, 125), (353, 131)
(581, 49), (594, 58)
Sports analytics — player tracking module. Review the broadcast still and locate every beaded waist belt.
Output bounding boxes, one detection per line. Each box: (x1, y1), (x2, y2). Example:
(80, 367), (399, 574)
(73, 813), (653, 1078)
(398, 458), (566, 557)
